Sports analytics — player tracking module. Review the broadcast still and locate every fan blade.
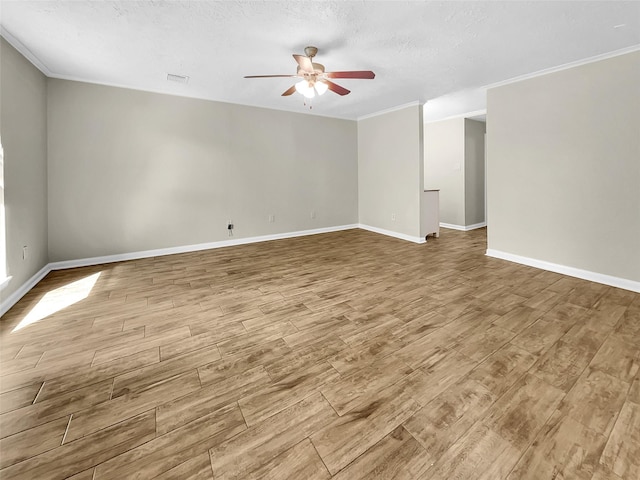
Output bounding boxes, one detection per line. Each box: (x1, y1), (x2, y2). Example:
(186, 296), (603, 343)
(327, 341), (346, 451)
(325, 71), (375, 79)
(324, 80), (350, 96)
(293, 54), (314, 73)
(281, 85), (296, 96)
(244, 74), (298, 78)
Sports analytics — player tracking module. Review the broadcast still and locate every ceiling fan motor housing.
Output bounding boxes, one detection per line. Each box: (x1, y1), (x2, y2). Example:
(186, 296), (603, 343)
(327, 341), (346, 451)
(244, 45), (373, 98)
(304, 46), (318, 58)
(297, 63), (325, 78)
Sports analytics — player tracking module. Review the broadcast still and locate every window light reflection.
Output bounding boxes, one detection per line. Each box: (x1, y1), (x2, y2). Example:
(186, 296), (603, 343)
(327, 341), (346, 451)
(12, 272), (101, 332)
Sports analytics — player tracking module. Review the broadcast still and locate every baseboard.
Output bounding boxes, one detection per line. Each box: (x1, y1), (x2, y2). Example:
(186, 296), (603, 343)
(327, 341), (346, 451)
(5, 228), (636, 318)
(486, 249), (640, 293)
(358, 224), (426, 244)
(49, 224), (360, 271)
(1, 225), (360, 318)
(440, 222), (486, 231)
(0, 265), (51, 318)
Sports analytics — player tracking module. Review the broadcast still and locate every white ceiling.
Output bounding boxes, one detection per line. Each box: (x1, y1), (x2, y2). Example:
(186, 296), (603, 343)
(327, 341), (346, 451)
(1, 1), (639, 120)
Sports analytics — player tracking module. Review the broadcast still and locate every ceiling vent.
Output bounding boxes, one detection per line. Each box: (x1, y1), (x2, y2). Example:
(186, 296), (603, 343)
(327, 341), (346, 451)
(167, 73), (189, 84)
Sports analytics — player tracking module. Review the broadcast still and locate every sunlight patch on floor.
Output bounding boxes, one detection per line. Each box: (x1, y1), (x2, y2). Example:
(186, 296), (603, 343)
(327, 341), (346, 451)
(12, 272), (101, 332)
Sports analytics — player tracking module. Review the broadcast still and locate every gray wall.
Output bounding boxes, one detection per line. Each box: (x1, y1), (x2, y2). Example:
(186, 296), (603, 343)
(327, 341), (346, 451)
(0, 38), (48, 304)
(47, 79), (358, 261)
(358, 105), (423, 238)
(424, 117), (485, 227)
(424, 118), (465, 226)
(487, 51), (640, 282)
(464, 119), (486, 226)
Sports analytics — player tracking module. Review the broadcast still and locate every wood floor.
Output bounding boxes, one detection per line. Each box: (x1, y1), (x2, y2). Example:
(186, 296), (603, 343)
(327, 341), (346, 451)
(0, 228), (638, 479)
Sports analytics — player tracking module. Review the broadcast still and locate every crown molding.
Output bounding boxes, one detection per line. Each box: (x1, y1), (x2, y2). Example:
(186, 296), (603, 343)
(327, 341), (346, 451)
(485, 44), (640, 90)
(357, 101), (422, 121)
(0, 27), (354, 121)
(0, 26), (52, 76)
(424, 109), (487, 124)
(45, 74), (357, 121)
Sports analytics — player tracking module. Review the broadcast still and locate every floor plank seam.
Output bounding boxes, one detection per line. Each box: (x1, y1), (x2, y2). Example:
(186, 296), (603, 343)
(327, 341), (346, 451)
(13, 344), (26, 361)
(32, 381), (45, 404)
(236, 400), (250, 429)
(319, 391), (340, 418)
(1, 229), (637, 479)
(308, 435), (334, 477)
(108, 377), (115, 401)
(61, 414), (73, 446)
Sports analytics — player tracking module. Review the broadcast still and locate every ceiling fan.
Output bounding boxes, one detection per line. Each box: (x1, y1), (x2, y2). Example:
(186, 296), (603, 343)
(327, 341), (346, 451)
(244, 46), (375, 99)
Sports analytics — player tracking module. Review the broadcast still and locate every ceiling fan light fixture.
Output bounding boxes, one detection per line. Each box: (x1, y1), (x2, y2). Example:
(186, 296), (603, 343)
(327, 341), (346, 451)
(245, 46), (374, 102)
(295, 80), (315, 98)
(314, 81), (328, 96)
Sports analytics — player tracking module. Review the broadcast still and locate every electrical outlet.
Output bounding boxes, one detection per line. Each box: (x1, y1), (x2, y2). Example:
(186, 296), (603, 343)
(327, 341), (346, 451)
(311, 211), (316, 219)
(268, 214), (275, 223)
(391, 213), (396, 221)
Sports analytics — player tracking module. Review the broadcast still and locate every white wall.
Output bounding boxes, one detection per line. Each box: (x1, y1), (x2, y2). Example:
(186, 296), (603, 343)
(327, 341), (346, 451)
(47, 79), (358, 261)
(424, 118), (465, 226)
(487, 50), (640, 284)
(423, 88), (487, 123)
(424, 117), (485, 228)
(358, 105), (424, 240)
(0, 39), (48, 305)
(464, 119), (486, 226)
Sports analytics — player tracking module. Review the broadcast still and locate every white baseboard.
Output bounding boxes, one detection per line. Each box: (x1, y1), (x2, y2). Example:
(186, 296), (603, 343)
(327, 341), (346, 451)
(48, 224), (360, 271)
(358, 224), (426, 244)
(0, 265), (51, 318)
(440, 222), (486, 231)
(0, 225), (358, 317)
(5, 227), (636, 318)
(486, 249), (640, 293)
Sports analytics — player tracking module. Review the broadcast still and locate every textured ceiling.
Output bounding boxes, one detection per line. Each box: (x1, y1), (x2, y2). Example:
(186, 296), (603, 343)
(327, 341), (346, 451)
(1, 1), (639, 120)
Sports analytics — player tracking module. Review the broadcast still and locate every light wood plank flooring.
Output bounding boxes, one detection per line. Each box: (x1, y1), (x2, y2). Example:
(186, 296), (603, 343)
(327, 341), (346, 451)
(0, 228), (638, 479)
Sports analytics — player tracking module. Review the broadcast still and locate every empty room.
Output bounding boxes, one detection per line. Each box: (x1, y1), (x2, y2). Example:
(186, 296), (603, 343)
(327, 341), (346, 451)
(1, 1), (639, 479)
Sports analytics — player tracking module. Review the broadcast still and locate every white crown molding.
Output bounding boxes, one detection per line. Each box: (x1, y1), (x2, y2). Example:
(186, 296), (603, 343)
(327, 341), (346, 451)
(0, 28), (353, 122)
(486, 249), (640, 293)
(357, 101), (422, 121)
(425, 109), (487, 124)
(0, 27), (52, 76)
(358, 224), (425, 244)
(485, 44), (640, 91)
(0, 265), (50, 318)
(46, 75), (357, 121)
(440, 222), (486, 231)
(423, 45), (640, 124)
